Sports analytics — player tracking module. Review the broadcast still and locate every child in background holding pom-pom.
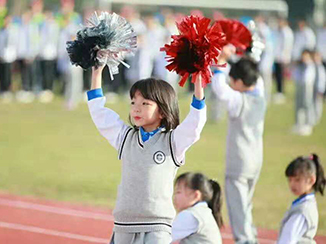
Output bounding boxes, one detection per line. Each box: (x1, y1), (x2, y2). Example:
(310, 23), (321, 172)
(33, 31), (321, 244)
(87, 64), (206, 243)
(277, 154), (326, 243)
(172, 172), (223, 244)
(211, 45), (266, 244)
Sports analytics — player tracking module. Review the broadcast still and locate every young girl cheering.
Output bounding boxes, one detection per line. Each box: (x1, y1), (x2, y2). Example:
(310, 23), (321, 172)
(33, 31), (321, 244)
(277, 154), (326, 243)
(172, 172), (223, 244)
(87, 65), (206, 243)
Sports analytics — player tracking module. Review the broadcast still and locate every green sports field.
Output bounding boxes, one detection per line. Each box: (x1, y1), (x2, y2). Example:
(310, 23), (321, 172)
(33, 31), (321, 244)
(0, 84), (325, 235)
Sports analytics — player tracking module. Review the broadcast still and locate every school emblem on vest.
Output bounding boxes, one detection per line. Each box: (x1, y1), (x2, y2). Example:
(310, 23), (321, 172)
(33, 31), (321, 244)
(153, 151), (166, 164)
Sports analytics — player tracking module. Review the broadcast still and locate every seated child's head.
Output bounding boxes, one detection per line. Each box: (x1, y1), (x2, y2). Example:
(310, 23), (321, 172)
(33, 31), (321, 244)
(174, 172), (223, 227)
(129, 78), (180, 132)
(229, 57), (259, 92)
(285, 154), (326, 197)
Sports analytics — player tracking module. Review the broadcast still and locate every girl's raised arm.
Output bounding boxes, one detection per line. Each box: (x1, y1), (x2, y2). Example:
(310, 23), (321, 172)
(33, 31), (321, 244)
(87, 66), (129, 151)
(172, 75), (207, 165)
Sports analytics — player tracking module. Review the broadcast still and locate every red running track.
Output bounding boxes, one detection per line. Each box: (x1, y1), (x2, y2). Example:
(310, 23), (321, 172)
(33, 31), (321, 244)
(0, 193), (325, 244)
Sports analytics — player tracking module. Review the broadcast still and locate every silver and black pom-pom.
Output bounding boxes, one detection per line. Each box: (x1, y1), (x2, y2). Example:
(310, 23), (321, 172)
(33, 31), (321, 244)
(66, 12), (137, 80)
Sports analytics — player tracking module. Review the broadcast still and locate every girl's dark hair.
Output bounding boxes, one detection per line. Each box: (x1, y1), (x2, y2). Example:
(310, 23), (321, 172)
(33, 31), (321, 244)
(285, 154), (326, 195)
(229, 57), (259, 87)
(175, 172), (223, 227)
(129, 78), (180, 132)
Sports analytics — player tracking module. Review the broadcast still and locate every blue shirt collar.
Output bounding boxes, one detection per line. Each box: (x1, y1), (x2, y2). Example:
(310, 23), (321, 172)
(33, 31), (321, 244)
(140, 126), (162, 142)
(292, 192), (315, 206)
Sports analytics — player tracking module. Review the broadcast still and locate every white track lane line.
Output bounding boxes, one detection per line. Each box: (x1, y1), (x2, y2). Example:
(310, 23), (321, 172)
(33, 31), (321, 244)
(0, 221), (109, 243)
(0, 197), (276, 243)
(0, 198), (114, 221)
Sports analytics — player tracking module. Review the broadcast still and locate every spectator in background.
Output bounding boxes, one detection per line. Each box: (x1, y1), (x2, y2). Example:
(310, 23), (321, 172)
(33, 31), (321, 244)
(16, 11), (35, 103)
(161, 10), (179, 90)
(38, 11), (59, 103)
(273, 17), (294, 104)
(292, 20), (316, 62)
(316, 22), (326, 67)
(122, 6), (153, 90)
(316, 22), (326, 100)
(16, 0), (44, 103)
(0, 15), (18, 103)
(144, 14), (167, 80)
(56, 0), (83, 110)
(312, 51), (326, 125)
(256, 15), (274, 104)
(292, 50), (316, 136)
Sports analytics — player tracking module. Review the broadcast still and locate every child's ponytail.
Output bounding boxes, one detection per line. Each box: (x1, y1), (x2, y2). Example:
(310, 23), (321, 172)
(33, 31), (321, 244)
(208, 179), (224, 228)
(311, 154), (326, 195)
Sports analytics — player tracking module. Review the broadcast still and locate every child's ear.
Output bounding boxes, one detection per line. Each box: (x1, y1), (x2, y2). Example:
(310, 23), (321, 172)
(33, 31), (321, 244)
(309, 175), (317, 186)
(194, 190), (202, 201)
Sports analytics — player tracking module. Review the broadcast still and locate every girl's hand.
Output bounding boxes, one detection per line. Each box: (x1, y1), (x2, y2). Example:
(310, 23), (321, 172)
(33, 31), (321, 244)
(91, 65), (105, 90)
(194, 75), (204, 100)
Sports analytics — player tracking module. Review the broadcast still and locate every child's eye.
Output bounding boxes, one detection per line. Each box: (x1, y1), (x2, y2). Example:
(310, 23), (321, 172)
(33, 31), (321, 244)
(131, 101), (135, 105)
(143, 102), (150, 105)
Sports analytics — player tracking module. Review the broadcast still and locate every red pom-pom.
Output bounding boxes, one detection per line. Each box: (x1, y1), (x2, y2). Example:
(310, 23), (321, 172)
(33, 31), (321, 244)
(214, 19), (252, 55)
(161, 15), (226, 87)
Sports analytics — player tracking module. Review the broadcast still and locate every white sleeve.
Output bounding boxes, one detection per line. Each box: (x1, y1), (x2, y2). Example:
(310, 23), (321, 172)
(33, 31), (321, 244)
(277, 214), (308, 244)
(172, 210), (199, 242)
(173, 104), (207, 163)
(211, 72), (243, 118)
(87, 96), (130, 151)
(318, 65), (326, 93)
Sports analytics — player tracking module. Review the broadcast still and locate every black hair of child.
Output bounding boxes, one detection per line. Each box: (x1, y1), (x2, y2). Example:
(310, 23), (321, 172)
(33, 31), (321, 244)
(229, 57), (259, 87)
(285, 154), (326, 195)
(129, 78), (180, 132)
(175, 172), (224, 227)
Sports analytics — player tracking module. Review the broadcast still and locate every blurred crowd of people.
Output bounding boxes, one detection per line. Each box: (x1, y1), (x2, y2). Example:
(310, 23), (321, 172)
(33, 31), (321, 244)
(0, 0), (326, 134)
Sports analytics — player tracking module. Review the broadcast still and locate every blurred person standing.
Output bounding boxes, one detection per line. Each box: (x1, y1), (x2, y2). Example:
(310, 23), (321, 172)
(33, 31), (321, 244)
(144, 14), (168, 80)
(256, 15), (275, 104)
(312, 51), (326, 124)
(292, 20), (316, 62)
(161, 10), (179, 90)
(56, 0), (83, 110)
(292, 50), (316, 136)
(316, 23), (326, 67)
(16, 0), (44, 103)
(122, 6), (151, 87)
(316, 22), (326, 100)
(0, 14), (18, 103)
(38, 11), (60, 103)
(15, 11), (35, 103)
(273, 17), (294, 104)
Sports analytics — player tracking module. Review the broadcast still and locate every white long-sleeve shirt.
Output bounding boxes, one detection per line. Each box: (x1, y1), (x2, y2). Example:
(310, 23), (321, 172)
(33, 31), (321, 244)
(316, 27), (326, 61)
(275, 25), (294, 64)
(292, 27), (316, 61)
(211, 69), (265, 118)
(172, 207), (199, 242)
(277, 193), (316, 244)
(87, 89), (206, 163)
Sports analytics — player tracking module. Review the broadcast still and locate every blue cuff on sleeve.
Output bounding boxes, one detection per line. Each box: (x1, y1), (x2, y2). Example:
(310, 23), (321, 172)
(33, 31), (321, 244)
(87, 88), (103, 101)
(191, 95), (205, 110)
(213, 69), (223, 75)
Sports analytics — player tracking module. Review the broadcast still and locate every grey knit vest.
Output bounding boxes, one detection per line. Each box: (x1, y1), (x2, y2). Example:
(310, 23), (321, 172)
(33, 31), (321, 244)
(180, 203), (222, 244)
(226, 93), (266, 178)
(279, 197), (318, 244)
(113, 128), (181, 233)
